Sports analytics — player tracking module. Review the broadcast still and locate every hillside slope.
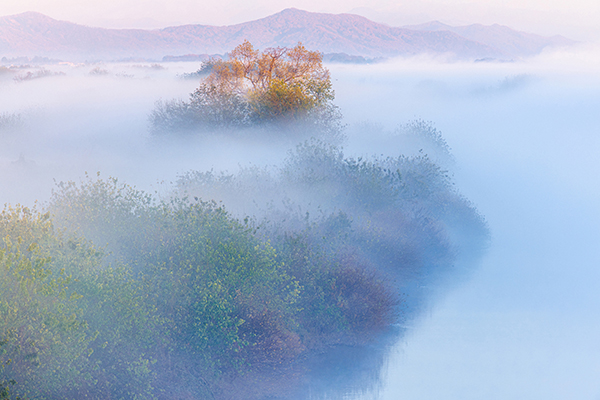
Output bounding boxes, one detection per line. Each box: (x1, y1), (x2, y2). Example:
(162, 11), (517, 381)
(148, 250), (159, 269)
(0, 9), (573, 60)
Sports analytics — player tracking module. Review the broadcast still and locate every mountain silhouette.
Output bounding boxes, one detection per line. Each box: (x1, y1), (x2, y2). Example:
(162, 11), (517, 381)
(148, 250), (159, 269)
(0, 9), (574, 61)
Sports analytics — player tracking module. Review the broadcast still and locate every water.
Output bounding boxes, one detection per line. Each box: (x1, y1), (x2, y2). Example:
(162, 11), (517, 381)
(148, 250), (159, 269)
(334, 48), (600, 399)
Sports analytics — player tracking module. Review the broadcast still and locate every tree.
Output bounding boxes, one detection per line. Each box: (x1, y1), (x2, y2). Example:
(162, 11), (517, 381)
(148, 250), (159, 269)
(151, 40), (342, 136)
(207, 40), (333, 121)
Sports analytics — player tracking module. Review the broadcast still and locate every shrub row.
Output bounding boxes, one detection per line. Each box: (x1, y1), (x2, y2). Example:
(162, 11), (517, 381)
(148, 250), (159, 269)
(1, 137), (487, 399)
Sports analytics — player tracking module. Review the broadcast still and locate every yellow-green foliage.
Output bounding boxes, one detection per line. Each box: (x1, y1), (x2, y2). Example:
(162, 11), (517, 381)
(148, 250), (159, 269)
(0, 205), (158, 399)
(48, 172), (155, 264)
(207, 40), (332, 121)
(0, 206), (92, 398)
(1, 171), (420, 398)
(49, 175), (305, 372)
(142, 200), (302, 371)
(48, 177), (309, 379)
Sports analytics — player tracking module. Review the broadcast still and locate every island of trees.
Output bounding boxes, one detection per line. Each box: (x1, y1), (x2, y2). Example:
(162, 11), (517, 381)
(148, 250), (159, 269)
(150, 40), (342, 138)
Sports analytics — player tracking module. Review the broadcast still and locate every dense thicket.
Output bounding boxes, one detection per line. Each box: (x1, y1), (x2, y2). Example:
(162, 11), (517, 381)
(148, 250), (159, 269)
(0, 129), (487, 398)
(177, 137), (486, 283)
(1, 40), (487, 397)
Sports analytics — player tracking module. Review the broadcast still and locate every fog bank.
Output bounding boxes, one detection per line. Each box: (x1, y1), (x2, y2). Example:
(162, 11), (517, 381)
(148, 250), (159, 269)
(332, 49), (600, 399)
(1, 47), (599, 398)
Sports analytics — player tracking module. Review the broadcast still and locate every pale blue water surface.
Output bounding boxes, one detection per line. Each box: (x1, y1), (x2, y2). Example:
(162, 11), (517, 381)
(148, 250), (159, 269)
(332, 48), (600, 400)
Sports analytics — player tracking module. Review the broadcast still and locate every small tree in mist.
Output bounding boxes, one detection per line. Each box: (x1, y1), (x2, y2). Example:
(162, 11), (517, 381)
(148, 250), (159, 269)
(208, 40), (333, 122)
(150, 40), (342, 137)
(0, 113), (23, 132)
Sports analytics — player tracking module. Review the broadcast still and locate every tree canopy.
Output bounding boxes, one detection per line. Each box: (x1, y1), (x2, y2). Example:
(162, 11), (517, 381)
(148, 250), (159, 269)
(208, 41), (332, 119)
(150, 41), (342, 136)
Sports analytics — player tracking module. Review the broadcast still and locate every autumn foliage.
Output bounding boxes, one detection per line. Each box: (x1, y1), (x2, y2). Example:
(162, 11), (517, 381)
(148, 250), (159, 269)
(208, 40), (333, 119)
(151, 41), (342, 136)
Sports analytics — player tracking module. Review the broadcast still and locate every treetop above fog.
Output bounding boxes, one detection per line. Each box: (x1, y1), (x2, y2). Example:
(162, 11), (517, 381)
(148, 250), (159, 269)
(150, 40), (341, 136)
(209, 40), (333, 121)
(209, 40), (329, 93)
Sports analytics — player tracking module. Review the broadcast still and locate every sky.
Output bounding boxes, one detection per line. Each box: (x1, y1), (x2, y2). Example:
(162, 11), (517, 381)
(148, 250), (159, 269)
(0, 0), (598, 41)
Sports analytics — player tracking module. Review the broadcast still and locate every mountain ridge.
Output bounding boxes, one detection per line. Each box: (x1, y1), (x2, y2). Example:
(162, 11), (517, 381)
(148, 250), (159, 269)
(403, 19), (574, 56)
(0, 8), (574, 61)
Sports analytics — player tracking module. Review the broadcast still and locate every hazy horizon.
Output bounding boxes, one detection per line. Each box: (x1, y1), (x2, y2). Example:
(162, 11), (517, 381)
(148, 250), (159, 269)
(0, 1), (597, 41)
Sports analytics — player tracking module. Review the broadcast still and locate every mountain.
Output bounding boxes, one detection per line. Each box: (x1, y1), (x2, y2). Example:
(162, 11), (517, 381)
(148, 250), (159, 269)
(0, 9), (574, 61)
(0, 12), (178, 60)
(158, 9), (502, 58)
(403, 20), (574, 57)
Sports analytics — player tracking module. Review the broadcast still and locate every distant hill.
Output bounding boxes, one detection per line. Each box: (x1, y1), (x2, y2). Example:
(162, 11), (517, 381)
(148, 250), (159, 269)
(403, 20), (574, 57)
(0, 9), (575, 61)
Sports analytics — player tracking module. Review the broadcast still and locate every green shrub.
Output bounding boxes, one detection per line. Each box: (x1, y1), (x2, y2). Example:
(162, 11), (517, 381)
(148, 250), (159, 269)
(0, 204), (159, 399)
(0, 205), (93, 398)
(140, 199), (302, 372)
(20, 121), (487, 398)
(48, 177), (306, 375)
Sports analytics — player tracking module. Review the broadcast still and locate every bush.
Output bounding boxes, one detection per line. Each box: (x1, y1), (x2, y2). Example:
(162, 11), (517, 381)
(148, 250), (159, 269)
(177, 137), (485, 272)
(42, 172), (404, 397)
(140, 199), (302, 372)
(0, 204), (160, 399)
(48, 177), (305, 381)
(0, 206), (94, 398)
(2, 120), (487, 398)
(0, 113), (23, 132)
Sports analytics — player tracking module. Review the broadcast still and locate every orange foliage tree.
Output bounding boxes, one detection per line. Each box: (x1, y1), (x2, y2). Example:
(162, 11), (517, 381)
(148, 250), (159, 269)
(202, 40), (335, 123)
(150, 40), (341, 135)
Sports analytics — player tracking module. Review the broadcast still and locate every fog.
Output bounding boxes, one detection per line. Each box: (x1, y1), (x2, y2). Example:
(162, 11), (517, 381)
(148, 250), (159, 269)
(1, 45), (599, 398)
(0, 62), (298, 205)
(334, 48), (600, 398)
